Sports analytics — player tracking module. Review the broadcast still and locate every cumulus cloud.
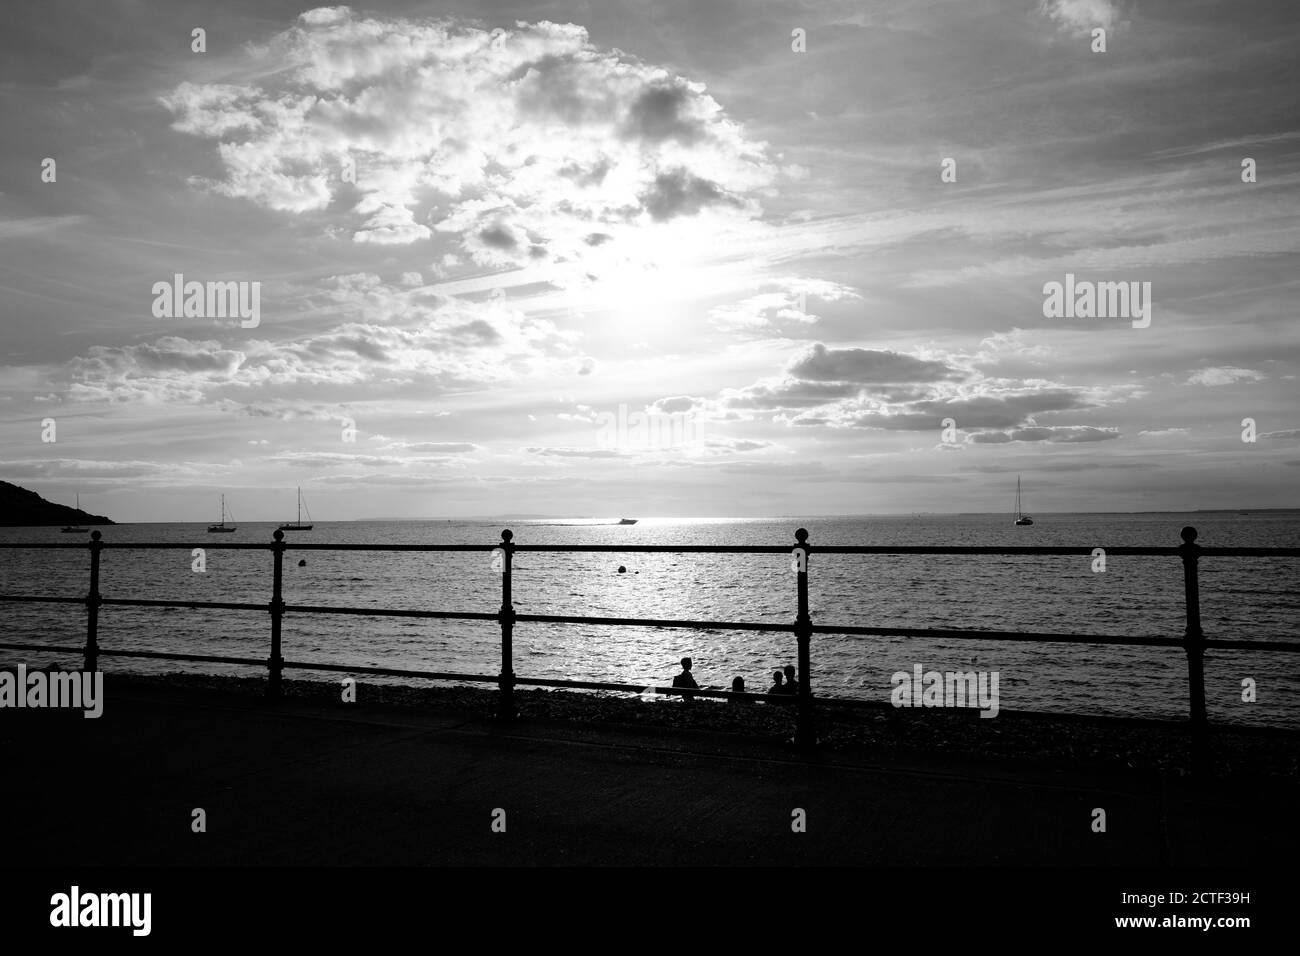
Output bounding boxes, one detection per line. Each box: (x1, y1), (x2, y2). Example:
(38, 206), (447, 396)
(159, 8), (778, 271)
(649, 395), (705, 415)
(708, 278), (859, 333)
(707, 342), (1117, 436)
(66, 278), (587, 405)
(788, 343), (961, 384)
(68, 338), (247, 404)
(1186, 366), (1266, 387)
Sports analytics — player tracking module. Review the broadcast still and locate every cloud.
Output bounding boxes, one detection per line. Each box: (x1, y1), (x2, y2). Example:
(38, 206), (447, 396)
(640, 168), (743, 221)
(159, 8), (778, 271)
(816, 389), (1100, 430)
(1138, 428), (1190, 438)
(0, 458), (170, 479)
(700, 438), (773, 454)
(969, 425), (1120, 443)
(526, 446), (625, 458)
(708, 279), (859, 333)
(711, 343), (1117, 434)
(787, 343), (961, 385)
(65, 278), (587, 405)
(1038, 0), (1122, 35)
(649, 395), (705, 415)
(1187, 366), (1266, 387)
(968, 329), (1055, 366)
(383, 441), (478, 453)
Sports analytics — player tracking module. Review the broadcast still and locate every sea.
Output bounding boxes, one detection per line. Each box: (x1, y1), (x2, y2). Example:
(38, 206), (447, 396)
(1, 513), (1296, 728)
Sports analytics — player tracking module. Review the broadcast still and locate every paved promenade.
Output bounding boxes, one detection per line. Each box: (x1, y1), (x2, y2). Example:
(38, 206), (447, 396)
(4, 682), (1295, 866)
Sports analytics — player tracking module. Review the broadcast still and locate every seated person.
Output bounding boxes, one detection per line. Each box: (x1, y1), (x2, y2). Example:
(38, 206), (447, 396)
(783, 664), (799, 696)
(672, 657), (698, 701)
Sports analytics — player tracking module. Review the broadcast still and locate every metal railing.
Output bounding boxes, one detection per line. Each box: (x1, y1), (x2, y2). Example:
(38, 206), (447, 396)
(1, 525), (1297, 764)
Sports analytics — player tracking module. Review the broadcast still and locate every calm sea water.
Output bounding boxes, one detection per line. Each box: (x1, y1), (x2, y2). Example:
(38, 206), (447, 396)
(1, 513), (1296, 728)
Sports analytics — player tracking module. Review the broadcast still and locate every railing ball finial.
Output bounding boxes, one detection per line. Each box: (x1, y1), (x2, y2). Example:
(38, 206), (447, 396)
(273, 529), (285, 542)
(1180, 526), (1198, 545)
(501, 529), (513, 543)
(795, 528), (808, 545)
(90, 530), (102, 542)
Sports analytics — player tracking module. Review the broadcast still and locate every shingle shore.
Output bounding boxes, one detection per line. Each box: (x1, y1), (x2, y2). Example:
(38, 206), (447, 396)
(102, 671), (1300, 780)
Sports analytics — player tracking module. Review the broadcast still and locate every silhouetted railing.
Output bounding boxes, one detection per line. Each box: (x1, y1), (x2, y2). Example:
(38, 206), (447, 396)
(1, 526), (1298, 766)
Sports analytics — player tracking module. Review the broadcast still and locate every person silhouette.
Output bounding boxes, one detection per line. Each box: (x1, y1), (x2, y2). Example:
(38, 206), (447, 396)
(783, 664), (799, 698)
(672, 657), (698, 702)
(767, 670), (785, 696)
(729, 676), (747, 703)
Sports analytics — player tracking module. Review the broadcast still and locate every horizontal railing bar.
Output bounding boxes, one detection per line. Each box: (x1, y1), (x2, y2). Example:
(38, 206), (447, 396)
(96, 649), (269, 666)
(0, 594), (88, 605)
(1193, 548), (1300, 557)
(512, 545), (1188, 555)
(1205, 638), (1300, 653)
(0, 641), (85, 654)
(0, 546), (282, 554)
(4, 596), (1297, 654)
(807, 546), (1300, 557)
(281, 604), (499, 621)
(100, 598), (269, 612)
(495, 614), (1300, 653)
(95, 543), (490, 552)
(280, 660), (499, 682)
(0, 543), (100, 549)
(512, 612), (792, 632)
(811, 624), (1184, 647)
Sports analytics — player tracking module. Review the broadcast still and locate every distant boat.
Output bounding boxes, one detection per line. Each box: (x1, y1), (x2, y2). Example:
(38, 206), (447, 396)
(1014, 475), (1033, 526)
(207, 494), (237, 533)
(277, 487), (313, 531)
(60, 493), (89, 533)
(618, 518), (638, 525)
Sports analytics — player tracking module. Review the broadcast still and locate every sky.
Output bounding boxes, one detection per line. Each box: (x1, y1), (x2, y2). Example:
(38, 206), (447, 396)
(1, 0), (1297, 521)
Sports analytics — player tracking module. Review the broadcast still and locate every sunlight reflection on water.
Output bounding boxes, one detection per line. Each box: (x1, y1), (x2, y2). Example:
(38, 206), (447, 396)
(1, 513), (1296, 727)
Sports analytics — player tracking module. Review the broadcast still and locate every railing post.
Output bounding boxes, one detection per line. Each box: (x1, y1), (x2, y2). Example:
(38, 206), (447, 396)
(1179, 526), (1208, 774)
(793, 528), (816, 750)
(497, 529), (517, 721)
(268, 529), (285, 699)
(85, 530), (102, 672)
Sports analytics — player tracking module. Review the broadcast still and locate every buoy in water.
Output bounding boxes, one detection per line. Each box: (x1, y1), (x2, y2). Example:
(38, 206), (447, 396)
(298, 559), (307, 567)
(617, 565), (626, 573)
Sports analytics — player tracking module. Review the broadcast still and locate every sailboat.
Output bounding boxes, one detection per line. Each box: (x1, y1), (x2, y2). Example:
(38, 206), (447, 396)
(277, 487), (313, 531)
(1014, 475), (1034, 526)
(207, 494), (237, 533)
(61, 493), (89, 533)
